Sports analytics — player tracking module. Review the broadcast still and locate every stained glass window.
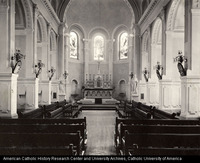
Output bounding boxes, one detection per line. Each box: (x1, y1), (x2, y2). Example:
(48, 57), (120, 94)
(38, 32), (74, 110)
(119, 32), (128, 59)
(70, 31), (78, 59)
(94, 35), (104, 61)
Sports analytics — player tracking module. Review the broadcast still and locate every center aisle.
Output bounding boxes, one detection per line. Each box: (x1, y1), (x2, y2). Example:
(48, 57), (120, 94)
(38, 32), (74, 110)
(78, 110), (118, 155)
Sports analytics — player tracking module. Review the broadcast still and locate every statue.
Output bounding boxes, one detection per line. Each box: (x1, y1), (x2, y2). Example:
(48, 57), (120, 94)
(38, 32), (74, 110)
(59, 80), (65, 94)
(130, 72), (138, 94)
(143, 68), (149, 82)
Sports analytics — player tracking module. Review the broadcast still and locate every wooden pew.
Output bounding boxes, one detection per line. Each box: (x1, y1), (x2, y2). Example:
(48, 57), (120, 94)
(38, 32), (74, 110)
(0, 123), (87, 148)
(0, 145), (76, 156)
(63, 103), (80, 118)
(114, 117), (200, 148)
(17, 107), (43, 119)
(45, 107), (64, 119)
(151, 106), (178, 119)
(0, 132), (83, 155)
(117, 124), (200, 154)
(122, 131), (200, 155)
(129, 147), (200, 156)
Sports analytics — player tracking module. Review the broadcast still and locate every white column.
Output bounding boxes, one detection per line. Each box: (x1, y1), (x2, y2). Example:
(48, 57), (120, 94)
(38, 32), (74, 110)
(0, 74), (18, 118)
(0, 1), (19, 118)
(180, 2), (200, 118)
(39, 80), (51, 105)
(83, 39), (90, 84)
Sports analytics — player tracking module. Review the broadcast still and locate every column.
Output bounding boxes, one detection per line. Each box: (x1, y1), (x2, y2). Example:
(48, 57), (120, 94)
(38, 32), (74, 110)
(0, 0), (18, 118)
(133, 24), (143, 101)
(39, 22), (51, 105)
(180, 0), (200, 119)
(58, 22), (67, 101)
(17, 4), (39, 110)
(83, 39), (90, 84)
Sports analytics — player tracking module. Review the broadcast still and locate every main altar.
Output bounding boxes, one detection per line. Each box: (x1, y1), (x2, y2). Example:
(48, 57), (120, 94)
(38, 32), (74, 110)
(79, 58), (118, 105)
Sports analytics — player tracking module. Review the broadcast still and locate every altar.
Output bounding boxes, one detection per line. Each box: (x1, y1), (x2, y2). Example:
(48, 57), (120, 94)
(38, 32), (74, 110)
(84, 88), (113, 99)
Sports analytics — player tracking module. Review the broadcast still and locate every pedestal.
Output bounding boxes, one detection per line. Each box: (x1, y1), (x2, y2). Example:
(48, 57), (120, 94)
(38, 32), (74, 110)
(146, 81), (159, 106)
(39, 80), (51, 105)
(159, 80), (181, 113)
(18, 78), (39, 110)
(0, 73), (18, 118)
(51, 81), (59, 103)
(138, 81), (147, 103)
(180, 76), (200, 119)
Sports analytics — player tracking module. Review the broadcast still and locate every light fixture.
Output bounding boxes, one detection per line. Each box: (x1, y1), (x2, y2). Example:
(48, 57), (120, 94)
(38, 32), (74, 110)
(11, 49), (25, 74)
(154, 62), (163, 80)
(174, 50), (187, 76)
(48, 67), (56, 81)
(34, 60), (45, 78)
(129, 72), (134, 79)
(143, 68), (149, 82)
(63, 70), (69, 79)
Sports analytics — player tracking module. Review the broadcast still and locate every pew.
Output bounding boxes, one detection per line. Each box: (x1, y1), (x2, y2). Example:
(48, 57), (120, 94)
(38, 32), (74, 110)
(114, 117), (200, 149)
(122, 131), (200, 155)
(45, 107), (64, 119)
(0, 132), (83, 155)
(17, 107), (43, 119)
(17, 100), (67, 119)
(0, 123), (87, 148)
(152, 106), (178, 119)
(63, 103), (80, 118)
(117, 124), (200, 154)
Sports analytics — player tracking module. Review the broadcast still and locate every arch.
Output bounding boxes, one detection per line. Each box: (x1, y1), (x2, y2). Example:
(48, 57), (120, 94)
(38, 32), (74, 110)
(71, 79), (78, 94)
(50, 30), (57, 51)
(69, 23), (86, 39)
(37, 16), (48, 42)
(89, 27), (110, 40)
(167, 0), (182, 31)
(61, 0), (135, 25)
(142, 30), (150, 52)
(151, 18), (162, 45)
(15, 0), (26, 29)
(21, 0), (33, 29)
(119, 79), (126, 94)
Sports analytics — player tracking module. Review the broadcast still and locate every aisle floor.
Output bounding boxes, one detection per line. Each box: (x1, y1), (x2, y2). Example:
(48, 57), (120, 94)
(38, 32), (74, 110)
(78, 110), (118, 155)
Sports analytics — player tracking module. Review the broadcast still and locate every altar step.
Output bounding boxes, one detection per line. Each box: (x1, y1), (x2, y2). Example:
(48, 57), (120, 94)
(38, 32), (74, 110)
(80, 104), (118, 111)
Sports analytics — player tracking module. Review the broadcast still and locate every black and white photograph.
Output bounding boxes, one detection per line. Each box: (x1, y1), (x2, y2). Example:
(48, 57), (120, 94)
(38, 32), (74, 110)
(0, 0), (200, 161)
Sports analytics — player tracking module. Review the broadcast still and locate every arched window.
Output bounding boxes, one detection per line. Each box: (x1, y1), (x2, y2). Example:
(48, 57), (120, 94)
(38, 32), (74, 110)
(70, 31), (78, 59)
(119, 32), (128, 60)
(94, 35), (104, 61)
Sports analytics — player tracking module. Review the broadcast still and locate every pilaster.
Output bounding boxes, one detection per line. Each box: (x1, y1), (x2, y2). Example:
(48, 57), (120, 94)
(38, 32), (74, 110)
(18, 78), (39, 110)
(180, 76), (200, 119)
(0, 73), (18, 118)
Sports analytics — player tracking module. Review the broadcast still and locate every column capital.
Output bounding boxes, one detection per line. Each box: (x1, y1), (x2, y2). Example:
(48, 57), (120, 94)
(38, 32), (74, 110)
(59, 22), (68, 35)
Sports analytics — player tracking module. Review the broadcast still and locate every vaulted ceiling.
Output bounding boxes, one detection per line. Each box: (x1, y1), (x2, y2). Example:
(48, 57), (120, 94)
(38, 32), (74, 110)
(49, 0), (152, 23)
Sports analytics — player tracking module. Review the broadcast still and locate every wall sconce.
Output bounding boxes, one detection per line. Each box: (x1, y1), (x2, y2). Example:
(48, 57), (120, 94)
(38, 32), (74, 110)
(48, 67), (56, 81)
(11, 49), (25, 74)
(143, 68), (149, 82)
(173, 50), (187, 76)
(129, 72), (134, 79)
(154, 62), (163, 80)
(34, 60), (45, 78)
(63, 70), (69, 79)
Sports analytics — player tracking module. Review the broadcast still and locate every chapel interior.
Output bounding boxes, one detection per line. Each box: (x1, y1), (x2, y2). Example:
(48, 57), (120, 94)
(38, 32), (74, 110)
(0, 0), (200, 157)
